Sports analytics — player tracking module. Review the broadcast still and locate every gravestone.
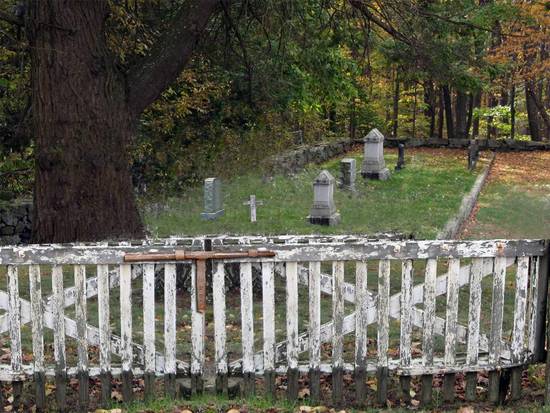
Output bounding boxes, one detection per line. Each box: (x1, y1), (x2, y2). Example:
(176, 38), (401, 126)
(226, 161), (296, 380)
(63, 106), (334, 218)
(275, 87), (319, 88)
(243, 195), (263, 223)
(200, 177), (224, 220)
(339, 158), (356, 191)
(395, 143), (406, 171)
(361, 128), (390, 180)
(308, 170), (341, 226)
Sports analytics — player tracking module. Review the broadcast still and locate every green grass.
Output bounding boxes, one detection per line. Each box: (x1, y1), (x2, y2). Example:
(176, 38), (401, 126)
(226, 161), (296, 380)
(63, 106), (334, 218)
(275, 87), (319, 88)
(144, 149), (483, 239)
(466, 182), (550, 239)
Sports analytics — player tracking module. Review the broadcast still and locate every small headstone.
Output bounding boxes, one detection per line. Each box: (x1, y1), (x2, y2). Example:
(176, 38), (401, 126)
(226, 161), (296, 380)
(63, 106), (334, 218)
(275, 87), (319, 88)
(468, 140), (479, 171)
(339, 158), (356, 191)
(243, 195), (263, 223)
(200, 177), (224, 220)
(395, 143), (406, 171)
(361, 128), (390, 180)
(308, 170), (341, 226)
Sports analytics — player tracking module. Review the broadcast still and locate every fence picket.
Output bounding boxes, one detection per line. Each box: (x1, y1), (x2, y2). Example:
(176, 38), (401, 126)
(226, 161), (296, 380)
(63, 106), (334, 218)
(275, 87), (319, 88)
(308, 261), (321, 402)
(377, 259), (390, 405)
(213, 262), (228, 395)
(399, 260), (413, 403)
(164, 264), (177, 397)
(465, 258), (484, 401)
(489, 256), (507, 403)
(119, 264), (133, 402)
(511, 256), (529, 400)
(52, 265), (66, 411)
(354, 261), (368, 405)
(286, 261), (299, 400)
(74, 265), (89, 408)
(240, 262), (255, 395)
(332, 261), (345, 404)
(29, 265), (46, 411)
(7, 266), (22, 408)
(421, 258), (436, 404)
(443, 258), (460, 402)
(262, 261), (276, 398)
(143, 263), (156, 399)
(528, 256), (540, 355)
(191, 262), (205, 394)
(98, 264), (111, 407)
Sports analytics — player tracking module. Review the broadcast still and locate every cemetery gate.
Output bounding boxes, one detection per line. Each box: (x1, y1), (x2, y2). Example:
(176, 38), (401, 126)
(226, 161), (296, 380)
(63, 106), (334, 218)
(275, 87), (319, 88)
(0, 235), (548, 410)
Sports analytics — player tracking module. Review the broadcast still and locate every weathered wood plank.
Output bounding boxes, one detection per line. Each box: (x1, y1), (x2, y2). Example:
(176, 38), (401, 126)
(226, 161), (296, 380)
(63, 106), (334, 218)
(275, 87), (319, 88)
(309, 261), (321, 403)
(119, 264), (133, 403)
(98, 264), (111, 407)
(7, 266), (22, 409)
(421, 258), (436, 405)
(164, 264), (177, 398)
(511, 256), (529, 400)
(143, 263), (156, 399)
(332, 261), (345, 405)
(74, 265), (89, 408)
(465, 258), (484, 402)
(286, 261), (299, 401)
(213, 262), (228, 395)
(354, 261), (368, 406)
(528, 256), (541, 356)
(377, 259), (390, 406)
(29, 265), (46, 411)
(399, 260), (413, 403)
(262, 261), (276, 398)
(52, 265), (66, 411)
(190, 262), (205, 394)
(443, 258), (460, 403)
(240, 262), (255, 396)
(0, 239), (544, 264)
(489, 256), (507, 403)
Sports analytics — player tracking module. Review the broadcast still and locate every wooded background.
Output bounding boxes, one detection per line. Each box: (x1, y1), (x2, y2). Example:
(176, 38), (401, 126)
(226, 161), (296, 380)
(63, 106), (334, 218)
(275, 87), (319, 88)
(0, 0), (548, 241)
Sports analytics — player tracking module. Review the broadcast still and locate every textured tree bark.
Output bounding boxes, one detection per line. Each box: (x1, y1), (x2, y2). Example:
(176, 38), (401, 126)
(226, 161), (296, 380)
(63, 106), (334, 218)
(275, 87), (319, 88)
(424, 80), (436, 138)
(454, 90), (468, 140)
(26, 0), (220, 242)
(442, 85), (454, 140)
(392, 69), (400, 138)
(27, 1), (144, 243)
(510, 85), (516, 140)
(471, 91), (481, 138)
(526, 80), (542, 141)
(437, 87), (444, 139)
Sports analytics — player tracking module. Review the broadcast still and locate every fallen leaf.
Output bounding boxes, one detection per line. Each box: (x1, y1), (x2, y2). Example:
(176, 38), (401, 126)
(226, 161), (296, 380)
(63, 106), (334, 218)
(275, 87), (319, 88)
(457, 407), (474, 413)
(298, 406), (312, 413)
(298, 388), (310, 399)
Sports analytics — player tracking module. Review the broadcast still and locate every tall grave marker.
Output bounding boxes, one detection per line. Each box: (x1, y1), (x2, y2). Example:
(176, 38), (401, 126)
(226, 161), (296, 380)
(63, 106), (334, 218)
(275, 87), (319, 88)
(361, 128), (390, 180)
(200, 177), (224, 220)
(308, 170), (340, 226)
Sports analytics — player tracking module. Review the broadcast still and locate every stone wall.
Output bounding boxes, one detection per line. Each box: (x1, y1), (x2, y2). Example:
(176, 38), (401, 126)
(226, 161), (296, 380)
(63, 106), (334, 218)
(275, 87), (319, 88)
(0, 200), (32, 245)
(266, 139), (356, 175)
(376, 137), (550, 151)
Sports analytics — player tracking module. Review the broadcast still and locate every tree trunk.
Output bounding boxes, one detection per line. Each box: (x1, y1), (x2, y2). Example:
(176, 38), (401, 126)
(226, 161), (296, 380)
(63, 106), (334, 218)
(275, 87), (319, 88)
(486, 94), (498, 139)
(442, 85), (454, 139)
(466, 93), (474, 138)
(455, 90), (468, 140)
(27, 0), (220, 242)
(392, 69), (400, 138)
(471, 91), (481, 138)
(526, 80), (542, 141)
(27, 1), (144, 243)
(424, 79), (436, 138)
(437, 86), (444, 139)
(510, 84), (516, 140)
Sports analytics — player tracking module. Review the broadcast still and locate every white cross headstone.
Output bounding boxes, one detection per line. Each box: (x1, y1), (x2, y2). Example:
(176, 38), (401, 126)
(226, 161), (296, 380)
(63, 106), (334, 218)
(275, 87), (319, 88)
(243, 195), (263, 223)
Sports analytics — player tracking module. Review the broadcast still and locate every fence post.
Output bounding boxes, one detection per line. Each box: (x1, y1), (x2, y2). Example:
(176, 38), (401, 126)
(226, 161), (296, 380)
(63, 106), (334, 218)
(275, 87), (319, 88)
(541, 240), (550, 404)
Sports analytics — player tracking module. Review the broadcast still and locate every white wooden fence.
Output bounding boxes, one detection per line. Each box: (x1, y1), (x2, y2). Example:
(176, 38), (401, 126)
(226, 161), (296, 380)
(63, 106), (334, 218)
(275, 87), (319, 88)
(0, 236), (548, 411)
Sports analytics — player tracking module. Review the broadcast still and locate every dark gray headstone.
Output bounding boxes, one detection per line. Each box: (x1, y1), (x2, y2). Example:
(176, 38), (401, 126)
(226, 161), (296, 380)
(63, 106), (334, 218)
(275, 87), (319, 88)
(200, 178), (224, 220)
(395, 143), (406, 171)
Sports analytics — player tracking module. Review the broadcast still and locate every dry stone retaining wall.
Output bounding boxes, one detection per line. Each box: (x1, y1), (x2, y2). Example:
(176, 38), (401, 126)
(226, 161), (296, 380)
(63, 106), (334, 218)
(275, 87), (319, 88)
(0, 199), (32, 245)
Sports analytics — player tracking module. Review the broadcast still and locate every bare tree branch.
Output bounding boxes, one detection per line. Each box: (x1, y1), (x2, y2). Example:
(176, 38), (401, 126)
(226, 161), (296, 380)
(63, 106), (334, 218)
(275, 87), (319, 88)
(126, 0), (225, 115)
